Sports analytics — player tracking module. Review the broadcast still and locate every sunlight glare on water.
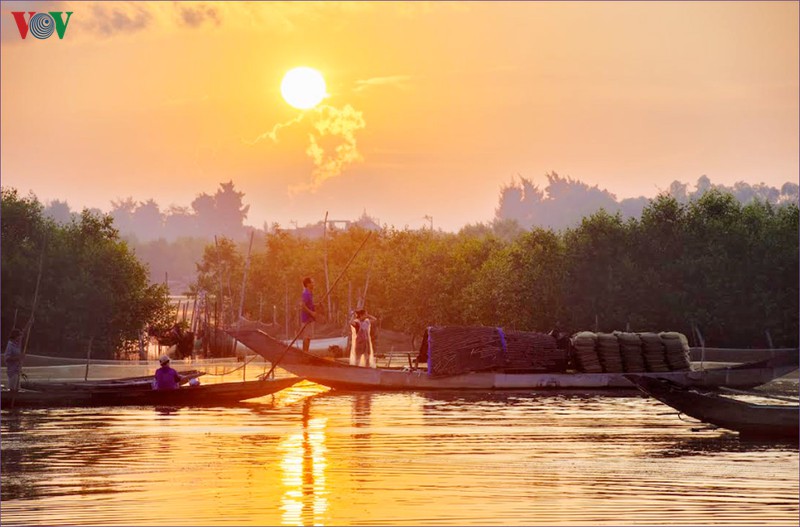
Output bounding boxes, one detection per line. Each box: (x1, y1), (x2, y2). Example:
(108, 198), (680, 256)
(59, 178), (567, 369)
(2, 380), (798, 526)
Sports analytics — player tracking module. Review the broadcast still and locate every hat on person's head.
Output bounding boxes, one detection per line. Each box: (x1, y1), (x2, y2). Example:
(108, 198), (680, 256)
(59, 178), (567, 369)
(159, 355), (171, 365)
(355, 308), (366, 317)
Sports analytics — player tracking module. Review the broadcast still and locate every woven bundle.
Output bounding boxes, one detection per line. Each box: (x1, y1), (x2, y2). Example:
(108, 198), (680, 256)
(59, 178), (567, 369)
(595, 332), (624, 372)
(660, 331), (691, 371)
(427, 326), (501, 377)
(503, 330), (565, 372)
(571, 331), (603, 373)
(426, 326), (565, 377)
(638, 332), (670, 372)
(614, 331), (646, 372)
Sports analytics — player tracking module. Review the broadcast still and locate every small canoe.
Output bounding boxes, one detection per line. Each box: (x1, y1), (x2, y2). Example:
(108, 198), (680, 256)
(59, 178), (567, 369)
(20, 370), (205, 392)
(1, 377), (303, 409)
(626, 374), (799, 440)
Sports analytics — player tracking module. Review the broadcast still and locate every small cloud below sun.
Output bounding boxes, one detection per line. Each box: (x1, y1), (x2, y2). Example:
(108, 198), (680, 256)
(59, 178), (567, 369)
(248, 66), (366, 194)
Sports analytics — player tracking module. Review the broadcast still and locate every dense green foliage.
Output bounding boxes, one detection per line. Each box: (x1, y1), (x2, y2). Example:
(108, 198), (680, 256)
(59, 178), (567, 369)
(1, 188), (174, 358)
(195, 190), (798, 348)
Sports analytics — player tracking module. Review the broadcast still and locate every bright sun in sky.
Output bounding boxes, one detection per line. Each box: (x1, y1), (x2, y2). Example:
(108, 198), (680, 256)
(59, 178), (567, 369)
(280, 67), (327, 110)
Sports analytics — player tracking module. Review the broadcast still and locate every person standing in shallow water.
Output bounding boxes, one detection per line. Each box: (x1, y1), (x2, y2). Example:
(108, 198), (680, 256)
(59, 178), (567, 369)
(300, 277), (318, 352)
(4, 328), (24, 391)
(154, 355), (181, 390)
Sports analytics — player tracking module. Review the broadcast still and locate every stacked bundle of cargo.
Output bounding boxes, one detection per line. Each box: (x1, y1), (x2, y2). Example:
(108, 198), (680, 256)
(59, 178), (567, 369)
(638, 332), (670, 372)
(614, 331), (646, 372)
(596, 332), (624, 372)
(503, 330), (566, 372)
(425, 326), (566, 376)
(571, 332), (603, 373)
(660, 331), (691, 371)
(426, 326), (502, 377)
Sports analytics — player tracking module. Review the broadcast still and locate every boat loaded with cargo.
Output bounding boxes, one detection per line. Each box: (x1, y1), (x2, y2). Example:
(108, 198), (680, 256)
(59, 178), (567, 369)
(230, 326), (798, 391)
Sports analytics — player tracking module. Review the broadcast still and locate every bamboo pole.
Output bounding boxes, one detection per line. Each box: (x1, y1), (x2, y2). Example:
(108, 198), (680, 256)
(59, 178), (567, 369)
(11, 237), (46, 408)
(235, 231), (255, 380)
(264, 232), (372, 378)
(84, 337), (93, 381)
(323, 211), (332, 318)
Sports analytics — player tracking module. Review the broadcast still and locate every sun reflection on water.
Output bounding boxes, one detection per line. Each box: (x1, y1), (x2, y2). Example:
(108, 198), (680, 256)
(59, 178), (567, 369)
(280, 398), (328, 526)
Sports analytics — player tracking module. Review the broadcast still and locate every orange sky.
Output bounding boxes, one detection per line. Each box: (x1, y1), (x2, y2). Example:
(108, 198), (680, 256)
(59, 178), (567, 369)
(2, 1), (798, 231)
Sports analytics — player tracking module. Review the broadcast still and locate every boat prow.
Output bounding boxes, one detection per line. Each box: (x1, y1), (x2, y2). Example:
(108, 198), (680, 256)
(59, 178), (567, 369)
(625, 374), (799, 440)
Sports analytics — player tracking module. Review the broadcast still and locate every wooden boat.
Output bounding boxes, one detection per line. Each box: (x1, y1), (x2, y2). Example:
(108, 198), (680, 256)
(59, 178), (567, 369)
(20, 370), (205, 392)
(0, 377), (303, 409)
(230, 328), (799, 391)
(625, 374), (799, 440)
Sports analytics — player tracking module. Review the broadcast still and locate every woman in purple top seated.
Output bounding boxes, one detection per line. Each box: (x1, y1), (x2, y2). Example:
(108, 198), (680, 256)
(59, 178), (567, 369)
(154, 355), (181, 390)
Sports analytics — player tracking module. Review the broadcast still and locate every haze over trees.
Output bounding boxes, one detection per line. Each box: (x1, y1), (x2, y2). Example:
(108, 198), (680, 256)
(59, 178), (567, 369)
(108, 180), (250, 242)
(496, 172), (799, 231)
(1, 188), (174, 359)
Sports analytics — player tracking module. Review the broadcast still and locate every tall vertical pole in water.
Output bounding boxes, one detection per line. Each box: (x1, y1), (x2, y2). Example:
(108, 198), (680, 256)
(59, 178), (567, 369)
(284, 280), (289, 340)
(323, 211), (332, 318)
(236, 230), (255, 381)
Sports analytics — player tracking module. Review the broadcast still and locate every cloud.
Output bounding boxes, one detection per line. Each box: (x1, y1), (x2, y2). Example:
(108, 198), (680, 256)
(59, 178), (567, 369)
(177, 3), (221, 28)
(354, 75), (412, 93)
(296, 105), (366, 193)
(248, 104), (366, 194)
(85, 3), (152, 36)
(246, 112), (307, 145)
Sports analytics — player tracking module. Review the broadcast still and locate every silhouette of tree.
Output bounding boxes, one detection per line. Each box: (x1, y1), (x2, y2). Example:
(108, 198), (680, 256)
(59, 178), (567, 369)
(43, 199), (73, 224)
(131, 199), (164, 241)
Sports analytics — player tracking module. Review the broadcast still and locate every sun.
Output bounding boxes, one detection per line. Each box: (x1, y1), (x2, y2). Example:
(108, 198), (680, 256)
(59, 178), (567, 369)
(281, 67), (327, 110)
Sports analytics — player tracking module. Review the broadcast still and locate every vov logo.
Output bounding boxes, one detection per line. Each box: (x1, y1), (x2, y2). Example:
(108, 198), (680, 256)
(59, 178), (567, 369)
(11, 12), (73, 40)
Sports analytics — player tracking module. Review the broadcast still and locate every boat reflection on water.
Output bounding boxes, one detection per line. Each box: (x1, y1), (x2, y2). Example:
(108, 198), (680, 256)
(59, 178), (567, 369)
(647, 432), (800, 459)
(279, 397), (328, 526)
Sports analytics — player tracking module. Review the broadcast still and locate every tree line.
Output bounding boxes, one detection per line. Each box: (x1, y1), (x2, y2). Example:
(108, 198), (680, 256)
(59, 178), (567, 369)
(195, 190), (799, 349)
(497, 172), (799, 231)
(1, 188), (174, 359)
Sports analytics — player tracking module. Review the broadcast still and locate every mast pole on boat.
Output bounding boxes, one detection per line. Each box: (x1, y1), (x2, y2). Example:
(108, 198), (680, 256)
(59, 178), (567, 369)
(264, 231), (373, 378)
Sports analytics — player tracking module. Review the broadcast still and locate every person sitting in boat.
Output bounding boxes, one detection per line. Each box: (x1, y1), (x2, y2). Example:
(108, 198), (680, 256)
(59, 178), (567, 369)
(153, 355), (182, 390)
(350, 309), (377, 368)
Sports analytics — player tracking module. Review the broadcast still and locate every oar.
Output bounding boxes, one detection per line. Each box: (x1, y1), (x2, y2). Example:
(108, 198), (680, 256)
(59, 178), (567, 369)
(261, 231), (372, 379)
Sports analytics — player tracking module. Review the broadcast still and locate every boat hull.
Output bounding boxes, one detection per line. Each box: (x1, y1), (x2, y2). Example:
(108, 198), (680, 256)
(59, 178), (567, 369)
(1, 377), (302, 409)
(231, 328), (799, 391)
(626, 375), (799, 439)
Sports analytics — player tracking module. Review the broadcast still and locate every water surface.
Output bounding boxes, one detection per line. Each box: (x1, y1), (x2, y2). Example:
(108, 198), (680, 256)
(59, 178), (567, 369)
(2, 380), (797, 526)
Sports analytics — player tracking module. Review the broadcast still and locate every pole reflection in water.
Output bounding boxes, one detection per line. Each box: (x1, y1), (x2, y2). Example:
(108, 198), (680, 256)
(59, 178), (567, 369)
(279, 397), (328, 526)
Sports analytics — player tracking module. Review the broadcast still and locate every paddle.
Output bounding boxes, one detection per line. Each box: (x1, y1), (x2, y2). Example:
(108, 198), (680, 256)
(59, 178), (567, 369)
(261, 231), (373, 379)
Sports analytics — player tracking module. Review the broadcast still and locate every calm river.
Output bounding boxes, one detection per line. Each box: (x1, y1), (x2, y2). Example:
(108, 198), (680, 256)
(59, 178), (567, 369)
(2, 379), (798, 526)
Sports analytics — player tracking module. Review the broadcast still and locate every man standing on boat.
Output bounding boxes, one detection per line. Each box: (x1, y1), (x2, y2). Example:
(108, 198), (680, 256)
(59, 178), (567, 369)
(300, 277), (318, 352)
(4, 328), (24, 391)
(154, 355), (181, 390)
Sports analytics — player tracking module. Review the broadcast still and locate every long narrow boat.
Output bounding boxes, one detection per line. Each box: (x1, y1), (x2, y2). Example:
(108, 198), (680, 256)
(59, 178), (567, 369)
(1, 377), (303, 409)
(230, 328), (799, 391)
(20, 370), (205, 392)
(625, 374), (799, 440)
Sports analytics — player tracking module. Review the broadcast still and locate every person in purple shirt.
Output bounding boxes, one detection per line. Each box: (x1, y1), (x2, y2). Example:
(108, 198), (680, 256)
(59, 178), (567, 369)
(300, 277), (318, 352)
(154, 355), (181, 390)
